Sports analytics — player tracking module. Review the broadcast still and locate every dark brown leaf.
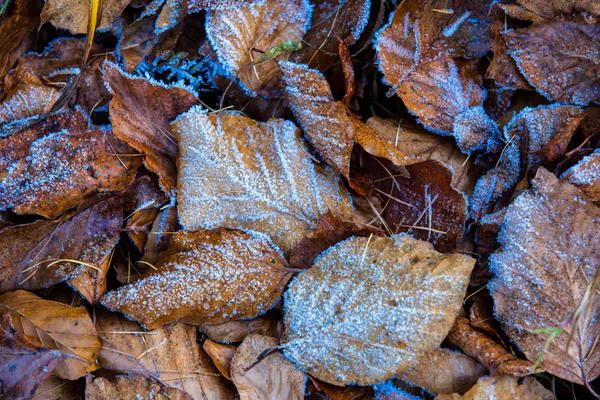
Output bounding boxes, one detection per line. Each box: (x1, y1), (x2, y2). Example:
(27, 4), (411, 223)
(85, 374), (193, 400)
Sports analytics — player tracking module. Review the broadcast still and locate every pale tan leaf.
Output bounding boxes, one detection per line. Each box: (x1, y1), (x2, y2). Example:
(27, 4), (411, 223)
(32, 375), (81, 400)
(516, 0), (600, 20)
(561, 149), (600, 203)
(102, 229), (292, 328)
(206, 0), (311, 93)
(173, 108), (353, 254)
(41, 0), (131, 34)
(203, 339), (236, 379)
(435, 375), (556, 400)
(198, 316), (281, 344)
(490, 168), (600, 384)
(283, 235), (476, 385)
(96, 310), (234, 400)
(0, 290), (100, 380)
(231, 334), (306, 400)
(85, 374), (193, 400)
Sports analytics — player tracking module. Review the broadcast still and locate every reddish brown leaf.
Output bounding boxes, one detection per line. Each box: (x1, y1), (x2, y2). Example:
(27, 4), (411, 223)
(203, 339), (236, 380)
(41, 0), (130, 34)
(308, 376), (374, 400)
(198, 314), (282, 344)
(436, 375), (556, 400)
(515, 0), (600, 19)
(32, 375), (81, 400)
(562, 149), (600, 202)
(103, 61), (198, 194)
(0, 72), (60, 125)
(85, 374), (193, 400)
(338, 37), (355, 111)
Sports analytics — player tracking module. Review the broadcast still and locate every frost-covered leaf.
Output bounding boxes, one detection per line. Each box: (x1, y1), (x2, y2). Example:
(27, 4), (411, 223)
(490, 168), (600, 384)
(400, 348), (485, 395)
(0, 126), (140, 219)
(0, 196), (122, 295)
(203, 339), (235, 379)
(374, 381), (422, 400)
(0, 290), (100, 381)
(198, 315), (281, 344)
(41, 0), (130, 34)
(280, 61), (354, 177)
(96, 309), (234, 399)
(231, 334), (306, 400)
(561, 149), (600, 203)
(0, 313), (68, 400)
(436, 375), (556, 400)
(283, 234), (475, 385)
(206, 0), (311, 93)
(516, 0), (600, 19)
(0, 72), (60, 125)
(85, 374), (193, 400)
(103, 61), (198, 194)
(173, 108), (353, 254)
(103, 229), (292, 328)
(504, 21), (600, 105)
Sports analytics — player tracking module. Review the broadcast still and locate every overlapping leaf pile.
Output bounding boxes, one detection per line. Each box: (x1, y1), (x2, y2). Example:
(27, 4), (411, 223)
(0, 0), (598, 398)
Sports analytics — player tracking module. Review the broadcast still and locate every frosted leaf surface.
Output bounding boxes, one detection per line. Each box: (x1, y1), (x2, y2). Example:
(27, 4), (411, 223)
(231, 334), (307, 400)
(173, 108), (353, 254)
(102, 229), (292, 329)
(0, 73), (59, 125)
(85, 374), (194, 400)
(562, 149), (600, 202)
(489, 168), (600, 384)
(280, 61), (354, 178)
(40, 0), (130, 34)
(283, 234), (475, 385)
(436, 375), (556, 400)
(504, 21), (600, 105)
(206, 0), (311, 93)
(516, 0), (600, 19)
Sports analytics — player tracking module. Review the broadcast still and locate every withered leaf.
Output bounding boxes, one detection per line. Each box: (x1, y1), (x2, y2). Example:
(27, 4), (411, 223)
(0, 72), (60, 125)
(231, 334), (306, 400)
(436, 375), (556, 400)
(85, 374), (193, 400)
(206, 0), (311, 93)
(198, 315), (281, 344)
(400, 348), (486, 395)
(0, 196), (122, 296)
(103, 61), (198, 194)
(561, 148), (600, 202)
(0, 290), (100, 380)
(283, 235), (475, 385)
(0, 313), (68, 400)
(515, 0), (600, 19)
(103, 229), (292, 328)
(490, 168), (600, 384)
(173, 108), (353, 254)
(96, 310), (234, 399)
(504, 21), (600, 105)
(203, 339), (235, 380)
(41, 0), (130, 34)
(32, 375), (81, 400)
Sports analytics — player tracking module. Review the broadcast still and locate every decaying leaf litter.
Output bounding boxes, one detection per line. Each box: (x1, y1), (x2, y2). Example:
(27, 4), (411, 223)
(0, 0), (598, 398)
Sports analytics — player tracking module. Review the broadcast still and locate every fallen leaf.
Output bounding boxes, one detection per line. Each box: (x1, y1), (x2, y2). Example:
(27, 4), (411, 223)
(206, 0), (311, 93)
(173, 108), (353, 254)
(436, 375), (556, 400)
(0, 290), (100, 380)
(96, 310), (234, 399)
(0, 313), (68, 400)
(0, 196), (122, 295)
(198, 314), (281, 344)
(231, 334), (306, 400)
(515, 0), (600, 19)
(0, 72), (60, 125)
(283, 234), (476, 385)
(102, 229), (292, 328)
(448, 317), (537, 377)
(103, 61), (198, 194)
(309, 376), (374, 400)
(489, 168), (600, 384)
(203, 339), (236, 379)
(561, 148), (600, 202)
(85, 374), (193, 400)
(504, 21), (600, 105)
(31, 375), (81, 400)
(41, 0), (130, 34)
(374, 381), (425, 400)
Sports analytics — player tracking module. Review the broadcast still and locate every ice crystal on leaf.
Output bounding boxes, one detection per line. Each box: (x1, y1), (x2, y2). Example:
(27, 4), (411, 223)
(562, 149), (600, 203)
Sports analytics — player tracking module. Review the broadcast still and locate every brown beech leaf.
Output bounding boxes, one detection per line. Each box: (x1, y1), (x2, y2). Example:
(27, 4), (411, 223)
(103, 61), (198, 194)
(41, 0), (130, 34)
(198, 315), (281, 344)
(448, 317), (537, 377)
(173, 108), (353, 254)
(231, 334), (306, 400)
(0, 290), (100, 380)
(85, 374), (193, 400)
(203, 339), (236, 380)
(96, 310), (234, 399)
(283, 235), (475, 385)
(490, 168), (600, 384)
(0, 126), (139, 219)
(0, 196), (122, 295)
(308, 376), (374, 400)
(400, 348), (486, 395)
(436, 375), (556, 400)
(0, 313), (68, 400)
(280, 61), (354, 178)
(515, 0), (600, 19)
(103, 229), (291, 328)
(0, 72), (60, 125)
(32, 375), (81, 400)
(504, 21), (600, 106)
(206, 0), (311, 93)
(290, 0), (371, 70)
(561, 149), (600, 202)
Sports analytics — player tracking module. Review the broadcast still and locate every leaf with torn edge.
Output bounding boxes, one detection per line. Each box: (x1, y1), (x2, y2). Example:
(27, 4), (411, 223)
(436, 375), (556, 400)
(206, 0), (311, 93)
(231, 334), (306, 400)
(85, 374), (193, 400)
(96, 309), (234, 399)
(102, 229), (292, 328)
(41, 0), (130, 34)
(0, 290), (100, 381)
(561, 148), (600, 203)
(490, 168), (600, 384)
(283, 234), (475, 385)
(173, 108), (353, 254)
(103, 61), (198, 194)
